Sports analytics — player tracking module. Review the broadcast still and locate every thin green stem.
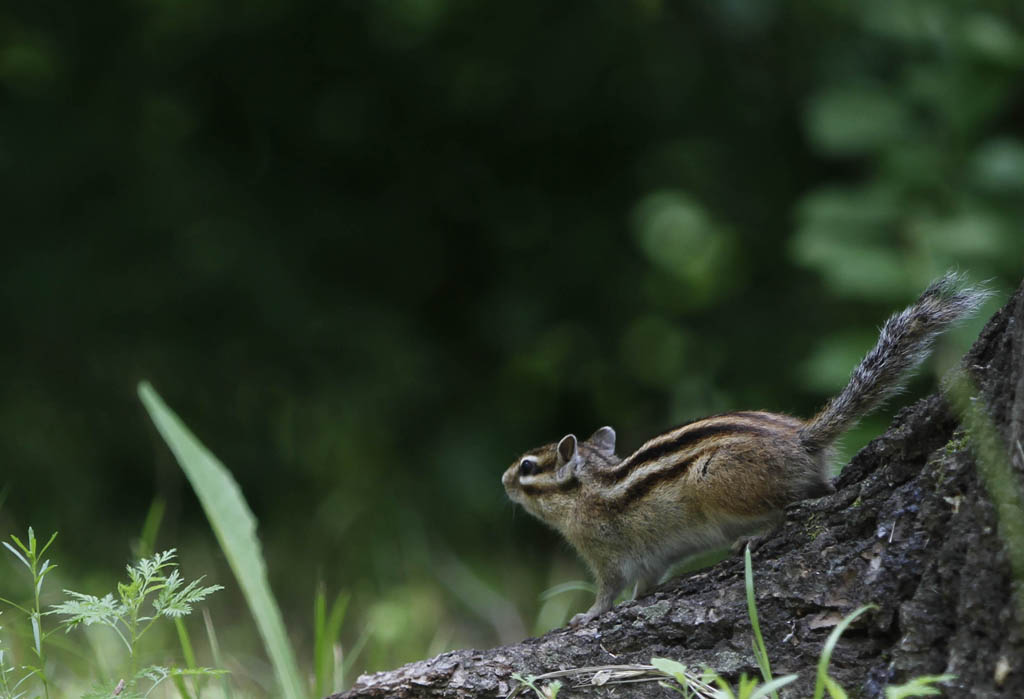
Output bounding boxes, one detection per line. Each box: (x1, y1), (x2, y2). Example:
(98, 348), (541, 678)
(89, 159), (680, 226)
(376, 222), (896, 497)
(0, 598), (31, 616)
(110, 621), (133, 655)
(27, 537), (51, 699)
(128, 603), (140, 677)
(138, 614), (163, 642)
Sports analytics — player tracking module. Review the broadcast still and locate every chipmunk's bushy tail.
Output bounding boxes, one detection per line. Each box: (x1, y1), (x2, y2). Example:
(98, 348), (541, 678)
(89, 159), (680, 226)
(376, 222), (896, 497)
(799, 272), (991, 452)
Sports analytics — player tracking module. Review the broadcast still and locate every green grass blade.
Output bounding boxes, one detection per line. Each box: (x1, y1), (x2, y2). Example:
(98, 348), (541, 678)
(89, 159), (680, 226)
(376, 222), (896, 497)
(750, 674), (799, 699)
(203, 609), (234, 699)
(174, 617), (198, 699)
(138, 381), (305, 699)
(136, 498), (166, 560)
(538, 580), (595, 600)
(884, 674), (955, 698)
(171, 670), (193, 699)
(823, 675), (848, 698)
(813, 605), (876, 699)
(314, 587), (327, 695)
(744, 546), (776, 697)
(340, 622), (374, 690)
(314, 585), (350, 696)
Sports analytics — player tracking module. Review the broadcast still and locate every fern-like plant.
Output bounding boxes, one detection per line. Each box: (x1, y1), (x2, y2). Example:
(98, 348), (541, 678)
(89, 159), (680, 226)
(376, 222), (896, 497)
(50, 548), (223, 697)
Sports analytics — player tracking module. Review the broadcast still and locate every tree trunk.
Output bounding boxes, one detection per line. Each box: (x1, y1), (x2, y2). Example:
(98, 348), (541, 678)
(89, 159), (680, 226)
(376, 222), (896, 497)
(335, 279), (1024, 699)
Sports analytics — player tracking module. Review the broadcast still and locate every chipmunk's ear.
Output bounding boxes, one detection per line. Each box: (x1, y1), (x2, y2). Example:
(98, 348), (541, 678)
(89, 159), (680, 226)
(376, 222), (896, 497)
(587, 426), (616, 456)
(556, 434), (578, 466)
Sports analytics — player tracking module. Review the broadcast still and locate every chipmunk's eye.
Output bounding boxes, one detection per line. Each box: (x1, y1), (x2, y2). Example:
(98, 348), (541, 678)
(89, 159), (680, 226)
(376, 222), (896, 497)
(518, 458), (539, 477)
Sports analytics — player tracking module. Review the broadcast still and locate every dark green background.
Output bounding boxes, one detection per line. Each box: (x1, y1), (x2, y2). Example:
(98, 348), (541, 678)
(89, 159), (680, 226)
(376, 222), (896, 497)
(2, 0), (1022, 685)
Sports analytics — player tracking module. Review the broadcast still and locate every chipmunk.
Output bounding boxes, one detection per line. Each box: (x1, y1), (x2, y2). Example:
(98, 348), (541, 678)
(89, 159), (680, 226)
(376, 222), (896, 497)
(502, 272), (989, 626)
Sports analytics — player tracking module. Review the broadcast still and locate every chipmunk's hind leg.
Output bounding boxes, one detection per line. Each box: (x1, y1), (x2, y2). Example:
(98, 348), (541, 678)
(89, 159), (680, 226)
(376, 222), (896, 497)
(798, 474), (836, 500)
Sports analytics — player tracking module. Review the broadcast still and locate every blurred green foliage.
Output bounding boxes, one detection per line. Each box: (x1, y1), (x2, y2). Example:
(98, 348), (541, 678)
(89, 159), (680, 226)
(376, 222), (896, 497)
(1, 0), (1022, 686)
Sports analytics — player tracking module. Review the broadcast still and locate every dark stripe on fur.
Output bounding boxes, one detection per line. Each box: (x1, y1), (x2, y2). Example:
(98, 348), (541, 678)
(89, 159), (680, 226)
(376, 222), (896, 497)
(520, 477), (578, 496)
(596, 420), (772, 483)
(609, 452), (702, 509)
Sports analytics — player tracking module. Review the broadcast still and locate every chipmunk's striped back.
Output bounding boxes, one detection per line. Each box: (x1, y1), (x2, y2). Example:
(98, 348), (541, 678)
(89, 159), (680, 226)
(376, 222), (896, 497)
(597, 411), (801, 480)
(592, 411), (806, 508)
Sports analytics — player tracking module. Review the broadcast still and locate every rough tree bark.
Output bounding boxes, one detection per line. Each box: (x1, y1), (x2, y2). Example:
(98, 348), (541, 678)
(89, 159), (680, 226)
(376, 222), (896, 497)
(335, 279), (1024, 699)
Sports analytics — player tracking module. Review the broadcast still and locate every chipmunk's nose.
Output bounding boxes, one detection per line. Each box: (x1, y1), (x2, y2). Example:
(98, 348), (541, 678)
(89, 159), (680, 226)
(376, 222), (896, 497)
(501, 466), (520, 498)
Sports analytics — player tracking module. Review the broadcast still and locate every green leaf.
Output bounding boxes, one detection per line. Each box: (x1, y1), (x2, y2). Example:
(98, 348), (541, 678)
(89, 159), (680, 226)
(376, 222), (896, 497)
(885, 674), (955, 698)
(30, 614), (40, 656)
(813, 605), (876, 699)
(737, 674), (759, 699)
(806, 86), (909, 155)
(651, 657), (690, 686)
(154, 571), (223, 618)
(38, 532), (58, 560)
(711, 672), (739, 699)
(8, 534), (28, 557)
(138, 381), (305, 699)
(2, 542), (29, 569)
(749, 675), (799, 699)
(36, 560), (56, 598)
(51, 591), (124, 629)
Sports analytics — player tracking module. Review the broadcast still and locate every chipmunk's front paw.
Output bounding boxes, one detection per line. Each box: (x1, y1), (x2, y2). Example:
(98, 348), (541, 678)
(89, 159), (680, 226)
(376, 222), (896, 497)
(731, 534), (768, 555)
(569, 610), (597, 626)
